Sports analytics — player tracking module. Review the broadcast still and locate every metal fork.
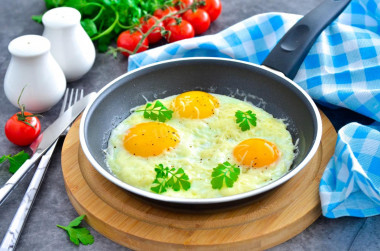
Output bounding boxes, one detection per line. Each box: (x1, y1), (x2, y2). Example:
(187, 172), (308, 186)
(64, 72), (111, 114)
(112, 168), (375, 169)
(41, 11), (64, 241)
(0, 88), (84, 250)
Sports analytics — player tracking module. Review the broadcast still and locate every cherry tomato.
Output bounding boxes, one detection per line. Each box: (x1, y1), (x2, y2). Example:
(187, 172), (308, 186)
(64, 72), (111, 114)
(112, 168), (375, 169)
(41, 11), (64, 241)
(154, 6), (179, 25)
(117, 30), (149, 57)
(165, 19), (195, 43)
(201, 0), (222, 22)
(5, 112), (41, 146)
(182, 8), (210, 35)
(174, 0), (194, 10)
(140, 16), (164, 44)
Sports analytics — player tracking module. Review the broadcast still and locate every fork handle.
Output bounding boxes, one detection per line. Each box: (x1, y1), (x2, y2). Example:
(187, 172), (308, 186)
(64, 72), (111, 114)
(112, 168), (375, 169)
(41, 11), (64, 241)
(0, 153), (41, 206)
(0, 142), (57, 250)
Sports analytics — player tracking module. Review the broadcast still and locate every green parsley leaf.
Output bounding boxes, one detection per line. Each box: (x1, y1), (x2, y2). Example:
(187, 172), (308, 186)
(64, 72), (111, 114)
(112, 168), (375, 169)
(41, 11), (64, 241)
(211, 162), (241, 189)
(44, 0), (65, 9)
(151, 164), (169, 194)
(31, 14), (43, 23)
(65, 0), (87, 9)
(0, 151), (30, 174)
(137, 100), (173, 122)
(57, 215), (94, 246)
(235, 110), (257, 131)
(67, 227), (93, 245)
(81, 19), (98, 37)
(167, 167), (191, 191)
(151, 164), (191, 194)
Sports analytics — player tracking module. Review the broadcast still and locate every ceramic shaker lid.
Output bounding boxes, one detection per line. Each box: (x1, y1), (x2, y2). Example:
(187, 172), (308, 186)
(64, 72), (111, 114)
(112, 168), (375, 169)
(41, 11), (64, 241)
(8, 35), (50, 57)
(42, 7), (81, 28)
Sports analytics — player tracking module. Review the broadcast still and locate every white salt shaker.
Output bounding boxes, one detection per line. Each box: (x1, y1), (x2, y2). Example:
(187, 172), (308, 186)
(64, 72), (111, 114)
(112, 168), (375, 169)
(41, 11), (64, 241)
(42, 7), (96, 82)
(4, 35), (66, 113)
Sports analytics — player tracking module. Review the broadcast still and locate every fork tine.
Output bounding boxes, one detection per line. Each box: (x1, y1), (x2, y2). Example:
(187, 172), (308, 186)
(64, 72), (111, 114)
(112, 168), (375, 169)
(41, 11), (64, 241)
(68, 88), (74, 107)
(74, 89), (79, 103)
(59, 89), (69, 115)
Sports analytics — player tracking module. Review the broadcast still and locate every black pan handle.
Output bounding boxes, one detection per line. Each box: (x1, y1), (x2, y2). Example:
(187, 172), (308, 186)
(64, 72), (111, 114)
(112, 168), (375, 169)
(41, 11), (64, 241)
(261, 0), (351, 79)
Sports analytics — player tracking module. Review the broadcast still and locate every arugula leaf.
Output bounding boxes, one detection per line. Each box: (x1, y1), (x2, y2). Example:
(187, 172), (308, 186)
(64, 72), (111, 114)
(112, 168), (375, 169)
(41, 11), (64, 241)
(235, 110), (257, 131)
(151, 164), (191, 194)
(57, 215), (94, 246)
(211, 162), (240, 189)
(137, 100), (173, 122)
(0, 151), (30, 174)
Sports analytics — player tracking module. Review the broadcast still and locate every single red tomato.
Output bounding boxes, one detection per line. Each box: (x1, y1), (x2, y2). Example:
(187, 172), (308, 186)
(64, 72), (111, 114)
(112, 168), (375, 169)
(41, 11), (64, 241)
(140, 16), (164, 44)
(174, 0), (194, 10)
(201, 0), (222, 22)
(165, 18), (195, 43)
(117, 30), (149, 57)
(182, 8), (210, 35)
(154, 6), (179, 24)
(5, 111), (41, 146)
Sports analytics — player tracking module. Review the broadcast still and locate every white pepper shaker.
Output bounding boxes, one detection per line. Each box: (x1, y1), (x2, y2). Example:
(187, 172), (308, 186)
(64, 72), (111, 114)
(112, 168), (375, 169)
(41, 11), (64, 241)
(4, 35), (66, 113)
(42, 7), (96, 82)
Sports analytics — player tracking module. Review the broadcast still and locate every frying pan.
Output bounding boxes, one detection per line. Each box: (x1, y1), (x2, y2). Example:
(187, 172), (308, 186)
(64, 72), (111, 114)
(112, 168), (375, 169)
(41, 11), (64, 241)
(79, 0), (350, 209)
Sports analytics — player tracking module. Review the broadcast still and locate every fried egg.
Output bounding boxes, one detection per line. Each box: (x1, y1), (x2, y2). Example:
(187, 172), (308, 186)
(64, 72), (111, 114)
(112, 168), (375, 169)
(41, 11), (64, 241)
(106, 91), (296, 198)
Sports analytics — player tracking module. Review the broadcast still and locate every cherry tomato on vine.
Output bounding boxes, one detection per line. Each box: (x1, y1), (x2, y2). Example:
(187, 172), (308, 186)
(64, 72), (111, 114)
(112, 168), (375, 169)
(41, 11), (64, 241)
(140, 16), (164, 44)
(154, 6), (179, 25)
(165, 18), (195, 43)
(182, 8), (210, 35)
(201, 0), (222, 22)
(117, 30), (149, 57)
(5, 111), (41, 146)
(174, 0), (194, 10)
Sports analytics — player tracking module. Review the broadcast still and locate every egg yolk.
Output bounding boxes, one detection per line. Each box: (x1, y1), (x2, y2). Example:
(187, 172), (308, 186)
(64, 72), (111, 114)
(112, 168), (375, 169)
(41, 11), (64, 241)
(171, 91), (220, 119)
(123, 122), (180, 157)
(233, 138), (280, 168)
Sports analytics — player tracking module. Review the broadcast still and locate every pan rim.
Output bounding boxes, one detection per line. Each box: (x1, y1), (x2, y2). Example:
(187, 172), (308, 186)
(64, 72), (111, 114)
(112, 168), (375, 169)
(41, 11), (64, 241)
(79, 57), (323, 205)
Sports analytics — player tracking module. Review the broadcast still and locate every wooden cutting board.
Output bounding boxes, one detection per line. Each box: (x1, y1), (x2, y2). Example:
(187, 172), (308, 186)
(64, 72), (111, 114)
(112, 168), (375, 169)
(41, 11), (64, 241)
(61, 110), (336, 250)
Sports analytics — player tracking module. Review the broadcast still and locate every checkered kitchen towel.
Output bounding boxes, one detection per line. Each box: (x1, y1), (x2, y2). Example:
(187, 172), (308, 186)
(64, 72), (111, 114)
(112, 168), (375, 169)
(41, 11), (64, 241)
(128, 0), (380, 218)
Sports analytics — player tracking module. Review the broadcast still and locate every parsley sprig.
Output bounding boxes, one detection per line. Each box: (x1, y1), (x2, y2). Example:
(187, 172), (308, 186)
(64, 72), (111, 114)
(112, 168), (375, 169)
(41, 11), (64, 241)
(211, 162), (241, 189)
(235, 110), (257, 131)
(136, 100), (173, 122)
(151, 164), (191, 194)
(57, 215), (94, 246)
(0, 151), (30, 174)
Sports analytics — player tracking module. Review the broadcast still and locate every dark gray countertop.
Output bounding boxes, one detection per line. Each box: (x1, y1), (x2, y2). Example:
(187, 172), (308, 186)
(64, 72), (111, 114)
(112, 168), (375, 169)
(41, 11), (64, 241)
(0, 0), (379, 250)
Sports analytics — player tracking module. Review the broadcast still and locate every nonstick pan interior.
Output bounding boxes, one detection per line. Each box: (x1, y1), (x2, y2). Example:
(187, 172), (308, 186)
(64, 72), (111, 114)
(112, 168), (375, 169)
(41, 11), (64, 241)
(80, 57), (321, 206)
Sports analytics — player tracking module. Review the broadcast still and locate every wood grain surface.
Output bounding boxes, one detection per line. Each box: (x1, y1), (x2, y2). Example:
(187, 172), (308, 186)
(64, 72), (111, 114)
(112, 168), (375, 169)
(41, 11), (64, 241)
(61, 110), (336, 250)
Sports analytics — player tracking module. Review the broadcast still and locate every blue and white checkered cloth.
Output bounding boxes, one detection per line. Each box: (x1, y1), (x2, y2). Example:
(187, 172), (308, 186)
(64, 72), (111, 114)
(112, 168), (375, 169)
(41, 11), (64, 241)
(128, 0), (380, 218)
(320, 122), (380, 218)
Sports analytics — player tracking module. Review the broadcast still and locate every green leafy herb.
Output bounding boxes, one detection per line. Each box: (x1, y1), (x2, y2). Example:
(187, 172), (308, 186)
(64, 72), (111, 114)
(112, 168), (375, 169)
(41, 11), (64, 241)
(151, 164), (191, 194)
(211, 162), (240, 189)
(31, 14), (43, 23)
(235, 110), (257, 131)
(0, 151), (30, 174)
(57, 215), (94, 246)
(80, 19), (98, 37)
(34, 0), (176, 51)
(137, 100), (173, 122)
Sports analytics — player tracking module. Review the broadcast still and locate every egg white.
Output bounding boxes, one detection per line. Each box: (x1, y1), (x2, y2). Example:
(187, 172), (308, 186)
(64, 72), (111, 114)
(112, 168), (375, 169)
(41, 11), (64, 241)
(106, 94), (295, 198)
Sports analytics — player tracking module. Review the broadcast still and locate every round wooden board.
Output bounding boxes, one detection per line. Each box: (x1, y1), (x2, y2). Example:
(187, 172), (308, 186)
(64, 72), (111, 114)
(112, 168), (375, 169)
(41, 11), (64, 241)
(61, 110), (336, 250)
